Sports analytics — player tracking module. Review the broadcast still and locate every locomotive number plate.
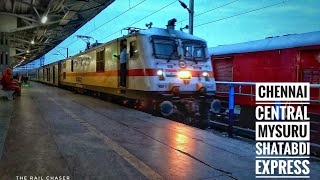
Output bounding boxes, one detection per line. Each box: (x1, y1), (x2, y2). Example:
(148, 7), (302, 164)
(158, 84), (168, 89)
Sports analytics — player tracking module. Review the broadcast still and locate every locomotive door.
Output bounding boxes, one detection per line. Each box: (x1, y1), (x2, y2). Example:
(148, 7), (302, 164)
(117, 39), (128, 88)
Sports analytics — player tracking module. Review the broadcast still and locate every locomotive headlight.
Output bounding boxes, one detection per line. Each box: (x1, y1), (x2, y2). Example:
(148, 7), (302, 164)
(178, 70), (191, 79)
(202, 71), (210, 81)
(157, 69), (165, 80)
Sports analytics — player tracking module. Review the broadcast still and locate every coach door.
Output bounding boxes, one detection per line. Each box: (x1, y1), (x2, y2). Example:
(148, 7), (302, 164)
(299, 49), (320, 100)
(213, 56), (234, 94)
(58, 62), (61, 86)
(52, 66), (55, 84)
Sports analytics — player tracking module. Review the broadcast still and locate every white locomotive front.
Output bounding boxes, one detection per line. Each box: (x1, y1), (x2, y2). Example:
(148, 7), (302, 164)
(138, 21), (216, 95)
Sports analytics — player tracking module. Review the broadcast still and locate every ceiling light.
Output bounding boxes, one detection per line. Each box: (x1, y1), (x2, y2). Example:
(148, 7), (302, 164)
(31, 40), (35, 44)
(41, 16), (48, 24)
(26, 50), (30, 53)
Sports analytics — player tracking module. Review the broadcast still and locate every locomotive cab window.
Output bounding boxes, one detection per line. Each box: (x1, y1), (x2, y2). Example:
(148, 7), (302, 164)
(152, 37), (179, 60)
(182, 40), (206, 61)
(129, 40), (139, 59)
(96, 49), (105, 72)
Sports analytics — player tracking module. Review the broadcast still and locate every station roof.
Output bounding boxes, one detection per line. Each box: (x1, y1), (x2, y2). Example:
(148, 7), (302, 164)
(209, 31), (320, 56)
(0, 0), (114, 66)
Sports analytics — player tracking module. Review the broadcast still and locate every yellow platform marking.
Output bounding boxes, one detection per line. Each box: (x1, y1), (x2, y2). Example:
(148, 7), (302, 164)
(49, 97), (164, 180)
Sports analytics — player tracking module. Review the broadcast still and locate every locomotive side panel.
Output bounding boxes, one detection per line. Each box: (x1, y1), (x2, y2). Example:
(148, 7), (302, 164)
(61, 36), (155, 93)
(126, 35), (151, 91)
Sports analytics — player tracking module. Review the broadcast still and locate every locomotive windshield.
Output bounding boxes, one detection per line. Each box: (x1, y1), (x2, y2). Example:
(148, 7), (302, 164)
(152, 38), (179, 60)
(182, 40), (206, 61)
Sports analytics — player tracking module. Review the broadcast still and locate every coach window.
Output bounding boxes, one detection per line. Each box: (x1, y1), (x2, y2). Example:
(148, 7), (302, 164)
(0, 53), (3, 65)
(129, 40), (139, 59)
(96, 49), (105, 72)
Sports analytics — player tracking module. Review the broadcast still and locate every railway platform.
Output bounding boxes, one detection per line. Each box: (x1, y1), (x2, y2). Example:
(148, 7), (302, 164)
(0, 82), (319, 180)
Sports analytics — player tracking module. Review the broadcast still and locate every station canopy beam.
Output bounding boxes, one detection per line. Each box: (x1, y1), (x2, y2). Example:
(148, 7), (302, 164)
(0, 0), (115, 67)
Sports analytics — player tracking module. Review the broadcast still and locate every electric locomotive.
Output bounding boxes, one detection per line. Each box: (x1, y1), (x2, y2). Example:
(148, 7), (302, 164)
(34, 19), (219, 128)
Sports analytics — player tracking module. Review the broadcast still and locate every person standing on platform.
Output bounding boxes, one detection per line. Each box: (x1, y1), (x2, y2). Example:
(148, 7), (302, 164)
(1, 68), (21, 96)
(119, 41), (127, 88)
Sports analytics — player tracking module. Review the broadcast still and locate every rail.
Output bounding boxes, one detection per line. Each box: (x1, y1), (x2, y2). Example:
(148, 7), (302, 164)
(214, 81), (320, 137)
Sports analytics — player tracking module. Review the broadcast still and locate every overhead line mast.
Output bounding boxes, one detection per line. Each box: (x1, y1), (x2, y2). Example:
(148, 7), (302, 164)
(179, 0), (195, 35)
(189, 0), (194, 35)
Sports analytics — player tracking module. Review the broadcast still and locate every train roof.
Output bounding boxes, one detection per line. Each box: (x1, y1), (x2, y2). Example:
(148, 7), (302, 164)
(138, 27), (206, 42)
(209, 31), (320, 56)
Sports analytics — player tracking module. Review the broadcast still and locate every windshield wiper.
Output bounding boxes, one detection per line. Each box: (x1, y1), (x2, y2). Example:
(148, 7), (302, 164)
(167, 49), (177, 62)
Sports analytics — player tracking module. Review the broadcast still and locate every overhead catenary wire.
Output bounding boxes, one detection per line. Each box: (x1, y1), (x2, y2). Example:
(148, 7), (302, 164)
(68, 0), (178, 55)
(45, 0), (148, 60)
(194, 0), (289, 28)
(28, 0), (241, 64)
(31, 0), (290, 66)
(99, 0), (178, 42)
(177, 0), (240, 23)
(63, 0), (147, 49)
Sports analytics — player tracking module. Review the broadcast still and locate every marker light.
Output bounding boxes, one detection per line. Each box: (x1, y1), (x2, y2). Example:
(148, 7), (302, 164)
(202, 71), (209, 77)
(178, 70), (191, 79)
(41, 16), (48, 24)
(157, 69), (163, 76)
(202, 71), (210, 81)
(157, 69), (165, 80)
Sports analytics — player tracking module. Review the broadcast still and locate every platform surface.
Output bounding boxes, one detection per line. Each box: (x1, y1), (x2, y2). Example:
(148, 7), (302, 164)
(0, 82), (319, 180)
